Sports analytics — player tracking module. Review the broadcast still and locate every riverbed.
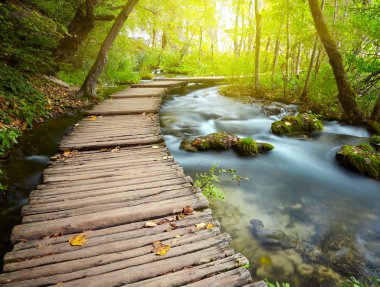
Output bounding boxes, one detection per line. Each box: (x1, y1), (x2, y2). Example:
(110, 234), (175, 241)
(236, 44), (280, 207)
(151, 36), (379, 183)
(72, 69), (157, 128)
(160, 86), (380, 286)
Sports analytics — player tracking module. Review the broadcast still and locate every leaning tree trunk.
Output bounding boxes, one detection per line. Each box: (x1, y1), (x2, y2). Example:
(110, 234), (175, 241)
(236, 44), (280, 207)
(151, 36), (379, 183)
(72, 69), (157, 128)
(308, 0), (363, 121)
(254, 0), (261, 96)
(78, 0), (139, 97)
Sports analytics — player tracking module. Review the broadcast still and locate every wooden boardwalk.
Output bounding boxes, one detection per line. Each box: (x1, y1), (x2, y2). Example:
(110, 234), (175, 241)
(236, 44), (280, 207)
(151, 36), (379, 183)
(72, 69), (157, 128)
(0, 80), (266, 287)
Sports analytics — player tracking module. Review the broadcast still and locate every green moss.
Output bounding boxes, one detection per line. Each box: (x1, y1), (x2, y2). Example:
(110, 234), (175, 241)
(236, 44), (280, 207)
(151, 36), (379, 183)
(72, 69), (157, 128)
(180, 133), (274, 157)
(271, 121), (292, 135)
(271, 113), (323, 136)
(258, 142), (275, 152)
(366, 120), (380, 135)
(233, 138), (259, 156)
(192, 132), (238, 151)
(179, 139), (197, 152)
(336, 144), (380, 180)
(370, 135), (380, 151)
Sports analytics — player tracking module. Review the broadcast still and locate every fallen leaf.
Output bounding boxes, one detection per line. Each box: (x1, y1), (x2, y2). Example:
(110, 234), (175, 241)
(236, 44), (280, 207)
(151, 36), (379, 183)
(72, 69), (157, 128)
(152, 241), (170, 256)
(162, 156), (168, 160)
(100, 148), (109, 152)
(152, 145), (160, 149)
(144, 221), (157, 228)
(170, 223), (178, 229)
(176, 213), (186, 220)
(69, 234), (87, 246)
(88, 115), (97, 121)
(195, 222), (206, 230)
(174, 234), (181, 238)
(206, 223), (214, 229)
(183, 206), (194, 215)
(111, 146), (120, 152)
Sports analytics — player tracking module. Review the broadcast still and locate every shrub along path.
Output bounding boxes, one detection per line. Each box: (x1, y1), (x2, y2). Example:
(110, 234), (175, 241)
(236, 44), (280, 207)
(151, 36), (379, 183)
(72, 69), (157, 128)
(0, 80), (266, 287)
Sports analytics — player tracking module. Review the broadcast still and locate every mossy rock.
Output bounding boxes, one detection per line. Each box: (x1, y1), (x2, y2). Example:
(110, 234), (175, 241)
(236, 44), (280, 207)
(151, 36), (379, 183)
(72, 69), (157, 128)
(366, 120), (380, 135)
(180, 132), (274, 156)
(271, 113), (323, 136)
(233, 138), (259, 156)
(180, 132), (239, 152)
(179, 139), (197, 152)
(258, 142), (275, 152)
(370, 135), (380, 151)
(336, 143), (380, 180)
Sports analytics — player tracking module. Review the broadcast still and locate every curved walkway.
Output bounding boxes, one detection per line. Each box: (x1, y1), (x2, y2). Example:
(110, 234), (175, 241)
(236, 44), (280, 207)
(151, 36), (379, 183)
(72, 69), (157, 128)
(0, 80), (266, 287)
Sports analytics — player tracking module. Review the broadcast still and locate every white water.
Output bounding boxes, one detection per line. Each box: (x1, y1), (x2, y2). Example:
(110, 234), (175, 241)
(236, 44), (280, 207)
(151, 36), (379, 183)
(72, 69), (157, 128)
(160, 86), (380, 286)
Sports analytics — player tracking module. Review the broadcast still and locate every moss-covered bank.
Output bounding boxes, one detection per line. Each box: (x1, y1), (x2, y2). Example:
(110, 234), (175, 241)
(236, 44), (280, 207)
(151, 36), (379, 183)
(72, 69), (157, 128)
(336, 136), (380, 180)
(271, 114), (323, 136)
(180, 132), (274, 156)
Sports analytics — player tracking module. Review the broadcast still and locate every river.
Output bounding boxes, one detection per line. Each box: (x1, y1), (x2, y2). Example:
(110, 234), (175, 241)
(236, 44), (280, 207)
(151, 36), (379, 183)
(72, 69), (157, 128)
(160, 85), (380, 286)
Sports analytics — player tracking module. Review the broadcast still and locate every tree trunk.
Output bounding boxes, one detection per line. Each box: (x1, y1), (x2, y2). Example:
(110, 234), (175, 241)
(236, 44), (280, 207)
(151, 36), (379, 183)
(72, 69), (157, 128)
(308, 0), (363, 121)
(234, 0), (241, 57)
(314, 44), (323, 80)
(78, 0), (139, 97)
(198, 28), (203, 65)
(333, 0), (339, 25)
(283, 3), (290, 100)
(247, 0), (254, 53)
(254, 0), (261, 95)
(57, 0), (115, 63)
(271, 24), (282, 81)
(295, 42), (302, 78)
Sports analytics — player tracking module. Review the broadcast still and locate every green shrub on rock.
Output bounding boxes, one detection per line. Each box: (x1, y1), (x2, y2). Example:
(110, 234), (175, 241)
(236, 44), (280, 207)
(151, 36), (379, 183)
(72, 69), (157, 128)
(271, 113), (323, 136)
(336, 143), (380, 180)
(370, 135), (380, 151)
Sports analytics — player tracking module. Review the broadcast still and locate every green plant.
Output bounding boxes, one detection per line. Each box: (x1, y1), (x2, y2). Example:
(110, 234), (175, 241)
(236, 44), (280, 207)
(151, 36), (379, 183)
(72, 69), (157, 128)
(265, 281), (291, 287)
(0, 169), (7, 194)
(194, 164), (248, 200)
(0, 126), (21, 157)
(342, 276), (380, 287)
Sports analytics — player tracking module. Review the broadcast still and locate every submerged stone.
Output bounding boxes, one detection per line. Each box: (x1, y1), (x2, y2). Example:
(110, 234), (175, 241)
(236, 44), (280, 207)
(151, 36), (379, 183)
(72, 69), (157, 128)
(336, 142), (380, 180)
(180, 132), (274, 157)
(271, 113), (323, 136)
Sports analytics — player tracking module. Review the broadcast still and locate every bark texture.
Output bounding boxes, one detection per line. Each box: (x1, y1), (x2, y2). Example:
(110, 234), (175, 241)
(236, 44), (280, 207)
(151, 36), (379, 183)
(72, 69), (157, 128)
(78, 0), (139, 97)
(308, 0), (363, 121)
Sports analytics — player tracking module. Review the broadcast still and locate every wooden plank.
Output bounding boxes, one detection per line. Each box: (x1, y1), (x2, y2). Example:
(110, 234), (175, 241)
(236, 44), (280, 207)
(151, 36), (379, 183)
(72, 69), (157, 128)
(1, 230), (227, 283)
(110, 88), (167, 98)
(11, 209), (213, 252)
(23, 188), (197, 222)
(127, 253), (248, 287)
(2, 242), (233, 287)
(185, 267), (252, 287)
(86, 98), (162, 116)
(11, 194), (209, 242)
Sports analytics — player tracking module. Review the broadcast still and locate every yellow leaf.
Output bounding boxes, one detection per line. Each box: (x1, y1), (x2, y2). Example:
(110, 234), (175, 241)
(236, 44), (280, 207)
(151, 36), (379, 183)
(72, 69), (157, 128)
(152, 241), (170, 256)
(144, 221), (157, 228)
(162, 156), (168, 160)
(152, 145), (160, 149)
(69, 234), (87, 246)
(88, 115), (97, 121)
(206, 223), (214, 229)
(174, 234), (181, 238)
(100, 148), (109, 152)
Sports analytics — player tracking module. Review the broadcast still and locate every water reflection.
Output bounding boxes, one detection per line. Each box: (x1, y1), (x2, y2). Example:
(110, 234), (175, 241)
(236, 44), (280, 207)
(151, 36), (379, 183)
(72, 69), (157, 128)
(160, 86), (380, 286)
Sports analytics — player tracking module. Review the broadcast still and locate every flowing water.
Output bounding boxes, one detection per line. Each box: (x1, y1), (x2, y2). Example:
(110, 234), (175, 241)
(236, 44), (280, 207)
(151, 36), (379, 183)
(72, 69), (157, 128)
(160, 86), (380, 286)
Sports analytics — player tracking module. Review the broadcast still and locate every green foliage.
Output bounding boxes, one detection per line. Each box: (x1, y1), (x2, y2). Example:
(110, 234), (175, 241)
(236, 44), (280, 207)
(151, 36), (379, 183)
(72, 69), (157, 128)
(194, 164), (248, 200)
(342, 276), (380, 287)
(265, 281), (291, 287)
(0, 2), (66, 73)
(233, 138), (259, 156)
